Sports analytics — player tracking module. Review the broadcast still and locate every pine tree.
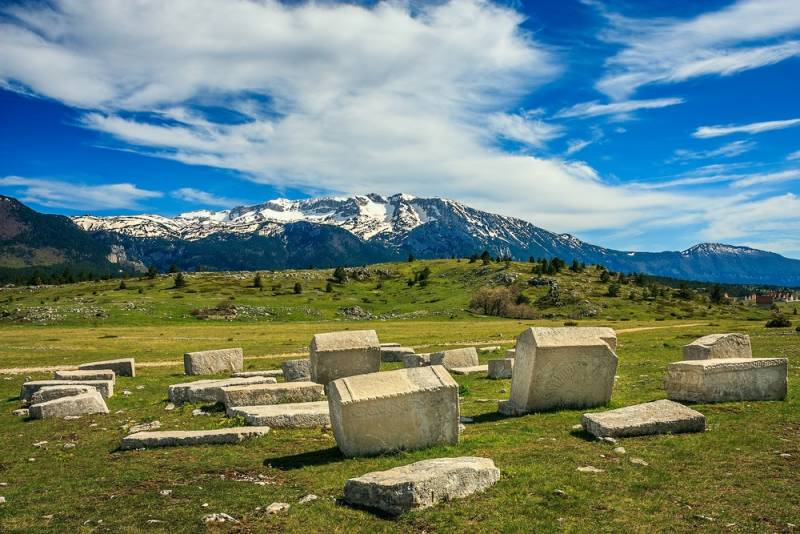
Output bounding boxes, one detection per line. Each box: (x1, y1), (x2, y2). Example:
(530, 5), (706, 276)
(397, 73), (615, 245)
(173, 272), (187, 288)
(168, 264), (178, 274)
(293, 282), (302, 294)
(118, 280), (127, 290)
(325, 282), (333, 293)
(332, 266), (347, 284)
(253, 273), (263, 288)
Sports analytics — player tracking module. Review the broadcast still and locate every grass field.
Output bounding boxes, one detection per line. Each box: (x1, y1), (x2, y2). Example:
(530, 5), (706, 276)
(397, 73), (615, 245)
(0, 262), (798, 532)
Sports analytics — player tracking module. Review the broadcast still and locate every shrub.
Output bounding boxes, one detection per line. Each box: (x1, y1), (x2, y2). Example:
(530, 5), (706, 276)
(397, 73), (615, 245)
(293, 282), (302, 294)
(117, 280), (127, 290)
(173, 272), (187, 288)
(253, 273), (263, 288)
(607, 282), (620, 297)
(563, 320), (578, 326)
(765, 313), (791, 328)
(469, 286), (534, 319)
(325, 282), (333, 293)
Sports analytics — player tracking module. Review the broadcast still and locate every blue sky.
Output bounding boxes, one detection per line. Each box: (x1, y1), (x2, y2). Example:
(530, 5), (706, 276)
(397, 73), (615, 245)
(0, 0), (799, 257)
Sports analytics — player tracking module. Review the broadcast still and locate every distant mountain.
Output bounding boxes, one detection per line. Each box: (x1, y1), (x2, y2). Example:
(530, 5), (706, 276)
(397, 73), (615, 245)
(2, 193), (799, 286)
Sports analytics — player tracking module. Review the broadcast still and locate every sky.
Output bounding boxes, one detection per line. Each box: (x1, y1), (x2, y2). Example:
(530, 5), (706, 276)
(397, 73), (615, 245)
(0, 0), (799, 258)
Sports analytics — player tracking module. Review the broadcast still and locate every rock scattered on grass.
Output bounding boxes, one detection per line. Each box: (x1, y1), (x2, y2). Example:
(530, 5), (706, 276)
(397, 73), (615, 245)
(33, 441), (47, 448)
(159, 490), (172, 496)
(122, 390), (132, 396)
(630, 458), (649, 466)
(298, 494), (318, 504)
(129, 421), (161, 433)
(577, 466), (604, 473)
(553, 489), (567, 498)
(164, 403), (175, 411)
(192, 409), (209, 417)
(266, 502), (290, 514)
(0, 496), (6, 504)
(203, 513), (238, 523)
(63, 443), (75, 450)
(13, 409), (29, 417)
(613, 447), (626, 455)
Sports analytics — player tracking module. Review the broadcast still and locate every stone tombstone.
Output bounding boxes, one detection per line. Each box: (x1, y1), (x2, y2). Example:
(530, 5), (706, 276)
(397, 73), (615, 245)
(29, 390), (109, 419)
(665, 358), (787, 403)
(79, 358), (136, 377)
(167, 376), (274, 404)
(403, 353), (431, 368)
(380, 346), (416, 363)
(500, 327), (618, 414)
(54, 369), (115, 382)
(487, 358), (514, 379)
(309, 330), (381, 385)
(682, 333), (752, 360)
(328, 365), (459, 457)
(220, 381), (325, 408)
(429, 347), (479, 370)
(29, 385), (95, 405)
(21, 380), (114, 402)
(581, 400), (706, 438)
(281, 359), (311, 382)
(183, 348), (243, 375)
(227, 401), (330, 428)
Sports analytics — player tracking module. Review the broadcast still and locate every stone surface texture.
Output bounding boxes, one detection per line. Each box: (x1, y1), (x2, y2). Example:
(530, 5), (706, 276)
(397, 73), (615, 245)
(310, 330), (381, 385)
(450, 365), (489, 375)
(183, 348), (243, 375)
(429, 347), (479, 370)
(120, 427), (271, 449)
(328, 365), (459, 457)
(682, 333), (752, 361)
(227, 401), (330, 428)
(488, 358), (514, 379)
(78, 358), (135, 377)
(506, 349), (516, 358)
(29, 391), (109, 419)
(220, 381), (325, 408)
(53, 369), (115, 381)
(344, 457), (500, 515)
(29, 385), (95, 405)
(21, 380), (114, 402)
(232, 370), (283, 378)
(581, 400), (706, 438)
(168, 376), (275, 404)
(665, 358), (787, 403)
(281, 359), (311, 382)
(380, 346), (416, 363)
(403, 353), (431, 368)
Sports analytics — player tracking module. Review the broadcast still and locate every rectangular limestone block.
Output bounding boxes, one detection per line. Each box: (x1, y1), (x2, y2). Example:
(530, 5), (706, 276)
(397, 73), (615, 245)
(232, 370), (283, 379)
(450, 365), (489, 375)
(30, 385), (95, 405)
(344, 457), (500, 515)
(54, 369), (115, 381)
(183, 348), (243, 375)
(403, 353), (431, 368)
(21, 380), (114, 402)
(488, 358), (514, 379)
(665, 358), (787, 403)
(227, 401), (330, 428)
(78, 358), (135, 377)
(578, 327), (617, 351)
(310, 330), (381, 385)
(380, 346), (416, 363)
(29, 391), (109, 419)
(429, 347), (479, 370)
(119, 426), (271, 450)
(328, 365), (459, 457)
(281, 359), (311, 382)
(220, 381), (325, 408)
(505, 327), (618, 414)
(168, 376), (275, 404)
(682, 333), (752, 360)
(380, 342), (401, 348)
(582, 400), (706, 438)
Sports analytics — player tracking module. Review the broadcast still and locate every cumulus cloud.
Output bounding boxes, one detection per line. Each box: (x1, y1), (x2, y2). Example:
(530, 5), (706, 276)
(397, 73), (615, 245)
(0, 176), (162, 210)
(171, 188), (244, 208)
(693, 118), (800, 138)
(554, 97), (685, 119)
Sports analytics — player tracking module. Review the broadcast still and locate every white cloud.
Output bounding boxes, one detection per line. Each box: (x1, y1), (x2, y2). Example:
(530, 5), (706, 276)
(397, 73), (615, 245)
(635, 168), (800, 190)
(702, 193), (800, 244)
(594, 0), (800, 99)
(0, 176), (162, 210)
(789, 150), (800, 160)
(555, 97), (685, 119)
(670, 140), (756, 162)
(565, 139), (592, 155)
(693, 118), (800, 138)
(486, 111), (563, 147)
(171, 188), (244, 208)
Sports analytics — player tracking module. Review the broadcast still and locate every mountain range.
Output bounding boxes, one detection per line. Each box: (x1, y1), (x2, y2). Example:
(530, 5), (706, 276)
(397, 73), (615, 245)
(2, 193), (799, 286)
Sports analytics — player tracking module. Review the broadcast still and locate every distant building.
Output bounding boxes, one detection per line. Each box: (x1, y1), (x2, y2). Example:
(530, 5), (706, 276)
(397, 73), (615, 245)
(756, 295), (774, 307)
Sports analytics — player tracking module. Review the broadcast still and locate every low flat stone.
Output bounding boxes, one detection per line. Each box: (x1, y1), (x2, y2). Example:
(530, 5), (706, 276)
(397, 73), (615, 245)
(53, 369), (115, 382)
(119, 426), (271, 450)
(227, 401), (330, 428)
(450, 365), (489, 375)
(380, 342), (401, 348)
(20, 380), (114, 402)
(403, 353), (431, 368)
(478, 346), (500, 353)
(184, 348), (243, 375)
(581, 400), (706, 438)
(29, 385), (95, 405)
(344, 457), (500, 515)
(665, 358), (787, 403)
(232, 370), (283, 379)
(488, 359), (514, 379)
(167, 376), (275, 405)
(79, 358), (135, 377)
(29, 391), (109, 419)
(430, 347), (479, 370)
(683, 333), (752, 360)
(220, 381), (325, 408)
(281, 359), (311, 382)
(380, 346), (416, 363)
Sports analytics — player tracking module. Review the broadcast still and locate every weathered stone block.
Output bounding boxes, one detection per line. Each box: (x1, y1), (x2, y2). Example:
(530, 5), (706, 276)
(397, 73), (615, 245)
(220, 381), (325, 408)
(665, 358), (787, 403)
(380, 342), (401, 348)
(168, 376), (275, 405)
(232, 370), (283, 379)
(505, 349), (516, 358)
(502, 327), (618, 414)
(682, 333), (752, 360)
(227, 401), (330, 428)
(579, 327), (617, 351)
(310, 330), (381, 385)
(54, 369), (115, 382)
(183, 348), (243, 375)
(582, 400), (706, 438)
(119, 427), (271, 449)
(281, 359), (311, 382)
(78, 358), (135, 377)
(21, 380), (114, 402)
(344, 457), (500, 515)
(403, 353), (431, 368)
(30, 385), (95, 405)
(488, 358), (514, 379)
(450, 365), (489, 375)
(29, 391), (108, 419)
(380, 346), (416, 363)
(429, 347), (479, 370)
(328, 365), (459, 457)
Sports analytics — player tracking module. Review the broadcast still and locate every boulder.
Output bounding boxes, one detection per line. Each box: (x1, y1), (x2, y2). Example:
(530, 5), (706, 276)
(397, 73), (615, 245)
(665, 358), (787, 403)
(380, 346), (416, 363)
(168, 376), (275, 405)
(500, 327), (618, 415)
(53, 369), (115, 382)
(429, 347), (479, 370)
(281, 359), (311, 382)
(119, 427), (271, 449)
(328, 365), (459, 457)
(344, 457), (500, 515)
(227, 401), (330, 428)
(220, 381), (325, 408)
(450, 365), (489, 375)
(78, 358), (135, 377)
(682, 333), (752, 360)
(29, 385), (95, 405)
(487, 358), (514, 379)
(29, 391), (109, 419)
(20, 380), (114, 402)
(310, 330), (381, 385)
(183, 348), (243, 375)
(402, 353), (431, 368)
(232, 370), (283, 379)
(582, 400), (706, 438)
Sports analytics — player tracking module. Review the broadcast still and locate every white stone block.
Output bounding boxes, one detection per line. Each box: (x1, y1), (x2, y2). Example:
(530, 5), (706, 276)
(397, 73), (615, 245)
(309, 330), (380, 385)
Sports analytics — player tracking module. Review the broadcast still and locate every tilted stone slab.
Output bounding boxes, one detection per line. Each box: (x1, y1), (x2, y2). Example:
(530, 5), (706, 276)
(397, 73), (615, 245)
(281, 359), (311, 382)
(310, 330), (381, 385)
(429, 347), (479, 370)
(500, 327), (618, 415)
(30, 385), (95, 405)
(380, 346), (416, 363)
(78, 358), (135, 377)
(221, 381), (325, 408)
(232, 370), (283, 379)
(328, 365), (459, 457)
(344, 457), (500, 515)
(380, 342), (401, 348)
(184, 348), (243, 375)
(450, 365), (489, 375)
(168, 376), (275, 405)
(665, 358), (787, 403)
(21, 380), (114, 402)
(119, 427), (271, 450)
(403, 353), (431, 368)
(488, 358), (514, 379)
(29, 390), (109, 419)
(54, 369), (115, 382)
(682, 333), (752, 361)
(581, 400), (706, 438)
(227, 401), (330, 428)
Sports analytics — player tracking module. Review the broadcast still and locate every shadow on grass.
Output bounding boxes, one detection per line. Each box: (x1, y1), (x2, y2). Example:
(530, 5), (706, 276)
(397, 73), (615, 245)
(335, 498), (398, 520)
(265, 446), (343, 470)
(469, 411), (513, 424)
(569, 428), (596, 442)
